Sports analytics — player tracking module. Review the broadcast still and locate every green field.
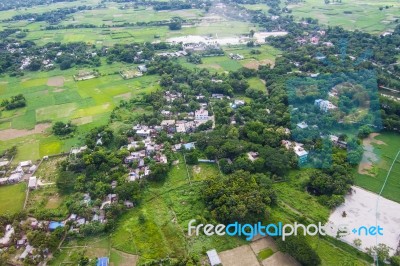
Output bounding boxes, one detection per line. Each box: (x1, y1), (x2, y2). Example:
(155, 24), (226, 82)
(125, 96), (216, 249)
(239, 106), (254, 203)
(0, 183), (26, 215)
(179, 44), (281, 73)
(0, 69), (160, 161)
(289, 0), (400, 34)
(355, 132), (400, 202)
(111, 156), (246, 263)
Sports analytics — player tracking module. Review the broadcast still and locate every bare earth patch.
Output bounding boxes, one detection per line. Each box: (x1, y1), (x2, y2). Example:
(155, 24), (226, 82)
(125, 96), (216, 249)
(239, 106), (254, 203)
(47, 76), (65, 87)
(250, 237), (277, 253)
(243, 59), (274, 69)
(0, 123), (50, 140)
(358, 133), (386, 175)
(218, 245), (259, 266)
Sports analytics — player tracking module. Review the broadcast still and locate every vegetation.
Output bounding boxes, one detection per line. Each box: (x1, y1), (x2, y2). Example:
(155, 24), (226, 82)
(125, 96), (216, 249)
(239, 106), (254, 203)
(276, 235), (321, 266)
(204, 170), (276, 223)
(0, 94), (26, 110)
(52, 121), (76, 136)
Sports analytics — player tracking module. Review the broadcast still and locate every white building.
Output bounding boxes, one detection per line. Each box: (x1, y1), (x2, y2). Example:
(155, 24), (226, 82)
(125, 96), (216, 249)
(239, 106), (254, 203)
(315, 99), (337, 112)
(297, 121), (309, 129)
(28, 176), (37, 190)
(195, 109), (209, 120)
(282, 140), (308, 164)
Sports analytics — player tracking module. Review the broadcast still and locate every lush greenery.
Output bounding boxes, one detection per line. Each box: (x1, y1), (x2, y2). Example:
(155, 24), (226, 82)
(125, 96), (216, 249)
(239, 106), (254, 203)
(204, 170), (276, 223)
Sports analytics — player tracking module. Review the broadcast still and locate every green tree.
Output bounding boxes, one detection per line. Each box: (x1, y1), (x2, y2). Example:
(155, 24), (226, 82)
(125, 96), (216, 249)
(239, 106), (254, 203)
(276, 235), (321, 266)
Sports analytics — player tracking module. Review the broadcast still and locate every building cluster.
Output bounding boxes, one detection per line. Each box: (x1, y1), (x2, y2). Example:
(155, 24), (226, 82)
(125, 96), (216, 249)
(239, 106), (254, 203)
(157, 50), (187, 58)
(0, 160), (37, 186)
(229, 53), (244, 60)
(282, 140), (309, 164)
(0, 218), (52, 262)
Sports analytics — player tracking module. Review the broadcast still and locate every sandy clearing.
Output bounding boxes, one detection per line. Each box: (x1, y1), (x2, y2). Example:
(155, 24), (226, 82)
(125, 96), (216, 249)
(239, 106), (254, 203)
(219, 245), (259, 266)
(326, 186), (400, 255)
(250, 237), (277, 253)
(243, 59), (274, 69)
(0, 123), (50, 140)
(250, 236), (278, 254)
(47, 76), (65, 87)
(261, 251), (300, 266)
(358, 133), (386, 175)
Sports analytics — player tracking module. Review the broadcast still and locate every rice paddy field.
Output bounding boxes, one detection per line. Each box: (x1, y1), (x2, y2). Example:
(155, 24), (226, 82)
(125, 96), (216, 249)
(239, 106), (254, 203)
(0, 66), (160, 161)
(354, 132), (400, 203)
(0, 183), (26, 215)
(179, 44), (281, 73)
(111, 156), (247, 263)
(289, 0), (400, 34)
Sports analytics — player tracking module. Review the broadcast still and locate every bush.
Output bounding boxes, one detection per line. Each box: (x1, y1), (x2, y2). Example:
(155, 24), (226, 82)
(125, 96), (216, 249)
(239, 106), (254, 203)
(276, 235), (321, 266)
(52, 121), (76, 136)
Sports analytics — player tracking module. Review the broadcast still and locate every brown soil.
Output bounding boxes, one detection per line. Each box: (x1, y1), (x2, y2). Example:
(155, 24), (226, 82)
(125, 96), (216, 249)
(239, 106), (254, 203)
(243, 59), (274, 70)
(358, 163), (373, 176)
(250, 237), (277, 253)
(219, 245), (259, 266)
(47, 76), (65, 87)
(0, 123), (50, 140)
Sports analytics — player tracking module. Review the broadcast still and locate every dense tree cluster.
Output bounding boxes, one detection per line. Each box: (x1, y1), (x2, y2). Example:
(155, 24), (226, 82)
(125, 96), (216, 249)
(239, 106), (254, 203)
(0, 0), (76, 11)
(52, 121), (77, 136)
(0, 94), (26, 110)
(276, 235), (321, 266)
(4, 6), (91, 24)
(204, 170), (276, 223)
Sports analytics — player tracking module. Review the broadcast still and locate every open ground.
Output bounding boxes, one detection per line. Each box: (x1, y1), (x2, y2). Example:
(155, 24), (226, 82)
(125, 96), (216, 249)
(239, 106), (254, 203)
(288, 0), (400, 34)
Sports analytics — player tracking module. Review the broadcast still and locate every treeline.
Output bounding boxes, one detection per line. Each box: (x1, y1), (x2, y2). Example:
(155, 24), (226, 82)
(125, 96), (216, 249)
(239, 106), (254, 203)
(0, 0), (76, 11)
(380, 96), (400, 131)
(4, 6), (91, 24)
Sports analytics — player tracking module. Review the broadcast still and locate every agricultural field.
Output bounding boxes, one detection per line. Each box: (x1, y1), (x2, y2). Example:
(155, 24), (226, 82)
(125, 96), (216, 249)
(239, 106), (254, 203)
(179, 44), (281, 73)
(0, 183), (26, 215)
(0, 69), (160, 161)
(289, 0), (400, 34)
(111, 155), (247, 263)
(354, 132), (400, 202)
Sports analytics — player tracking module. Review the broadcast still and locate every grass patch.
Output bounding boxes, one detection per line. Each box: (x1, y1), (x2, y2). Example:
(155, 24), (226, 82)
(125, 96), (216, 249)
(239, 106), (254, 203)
(355, 132), (400, 202)
(289, 0), (400, 34)
(0, 183), (26, 215)
(257, 248), (274, 260)
(112, 154), (246, 263)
